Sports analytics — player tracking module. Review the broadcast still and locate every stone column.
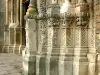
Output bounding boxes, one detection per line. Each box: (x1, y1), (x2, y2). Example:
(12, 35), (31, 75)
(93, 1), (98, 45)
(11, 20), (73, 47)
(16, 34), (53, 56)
(46, 4), (60, 75)
(73, 0), (90, 75)
(88, 23), (96, 75)
(2, 0), (9, 52)
(8, 0), (14, 52)
(23, 0), (37, 75)
(52, 0), (58, 4)
(20, 0), (25, 54)
(11, 0), (14, 23)
(29, 0), (36, 7)
(13, 0), (22, 54)
(59, 15), (74, 75)
(36, 0), (47, 75)
(23, 19), (37, 75)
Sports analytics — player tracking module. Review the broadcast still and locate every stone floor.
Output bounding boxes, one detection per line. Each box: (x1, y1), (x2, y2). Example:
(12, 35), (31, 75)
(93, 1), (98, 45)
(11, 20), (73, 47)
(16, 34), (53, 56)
(0, 53), (22, 75)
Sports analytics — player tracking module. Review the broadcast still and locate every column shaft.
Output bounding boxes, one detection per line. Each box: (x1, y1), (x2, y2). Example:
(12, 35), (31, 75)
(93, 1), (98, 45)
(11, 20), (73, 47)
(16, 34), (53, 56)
(6, 0), (9, 24)
(11, 0), (14, 23)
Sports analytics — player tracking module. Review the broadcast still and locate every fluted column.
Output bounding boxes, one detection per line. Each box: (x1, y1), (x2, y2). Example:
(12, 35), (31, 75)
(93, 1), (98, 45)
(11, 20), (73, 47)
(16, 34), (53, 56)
(2, 0), (9, 53)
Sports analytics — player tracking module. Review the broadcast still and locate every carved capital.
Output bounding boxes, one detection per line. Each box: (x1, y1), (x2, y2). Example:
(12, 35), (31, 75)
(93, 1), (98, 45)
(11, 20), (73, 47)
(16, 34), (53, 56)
(25, 7), (37, 19)
(25, 0), (37, 19)
(76, 12), (90, 27)
(48, 18), (60, 27)
(47, 4), (60, 18)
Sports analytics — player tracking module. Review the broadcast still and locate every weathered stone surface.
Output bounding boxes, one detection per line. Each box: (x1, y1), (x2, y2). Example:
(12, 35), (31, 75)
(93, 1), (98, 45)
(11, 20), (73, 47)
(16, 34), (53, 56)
(23, 0), (98, 75)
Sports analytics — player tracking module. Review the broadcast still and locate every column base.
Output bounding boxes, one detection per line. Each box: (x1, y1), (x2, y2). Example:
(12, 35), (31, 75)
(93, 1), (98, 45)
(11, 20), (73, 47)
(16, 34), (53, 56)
(13, 45), (25, 54)
(73, 56), (88, 75)
(2, 44), (25, 54)
(87, 53), (97, 75)
(23, 53), (36, 75)
(2, 45), (9, 53)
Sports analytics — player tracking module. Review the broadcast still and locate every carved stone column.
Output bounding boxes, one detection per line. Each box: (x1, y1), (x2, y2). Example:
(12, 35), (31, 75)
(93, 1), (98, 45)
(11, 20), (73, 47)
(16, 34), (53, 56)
(2, 0), (9, 52)
(88, 1), (97, 75)
(36, 0), (47, 75)
(13, 0), (20, 54)
(23, 19), (37, 75)
(23, 0), (37, 75)
(46, 4), (60, 75)
(73, 0), (90, 75)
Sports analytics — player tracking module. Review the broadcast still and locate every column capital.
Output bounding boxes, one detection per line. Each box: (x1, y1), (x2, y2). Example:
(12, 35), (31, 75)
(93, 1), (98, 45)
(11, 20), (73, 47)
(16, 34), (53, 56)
(25, 0), (37, 19)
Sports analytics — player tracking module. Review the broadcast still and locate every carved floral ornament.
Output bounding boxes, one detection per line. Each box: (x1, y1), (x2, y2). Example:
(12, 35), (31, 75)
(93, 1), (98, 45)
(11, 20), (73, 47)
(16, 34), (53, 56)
(25, 0), (90, 23)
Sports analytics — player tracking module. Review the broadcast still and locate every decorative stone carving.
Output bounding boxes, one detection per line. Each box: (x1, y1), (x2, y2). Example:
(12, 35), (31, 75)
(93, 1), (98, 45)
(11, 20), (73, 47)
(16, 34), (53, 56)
(37, 0), (46, 18)
(25, 0), (37, 19)
(66, 28), (73, 47)
(23, 0), (97, 75)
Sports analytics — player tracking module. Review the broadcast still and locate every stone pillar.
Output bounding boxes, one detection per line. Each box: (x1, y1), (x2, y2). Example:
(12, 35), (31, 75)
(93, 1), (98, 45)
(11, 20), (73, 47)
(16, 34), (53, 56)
(88, 26), (96, 75)
(6, 0), (9, 24)
(23, 19), (37, 75)
(87, 0), (96, 75)
(52, 0), (58, 4)
(11, 0), (14, 23)
(13, 0), (23, 54)
(73, 0), (90, 75)
(2, 0), (9, 52)
(8, 0), (15, 52)
(29, 0), (36, 7)
(46, 4), (60, 75)
(20, 0), (25, 54)
(36, 0), (47, 75)
(23, 0), (37, 75)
